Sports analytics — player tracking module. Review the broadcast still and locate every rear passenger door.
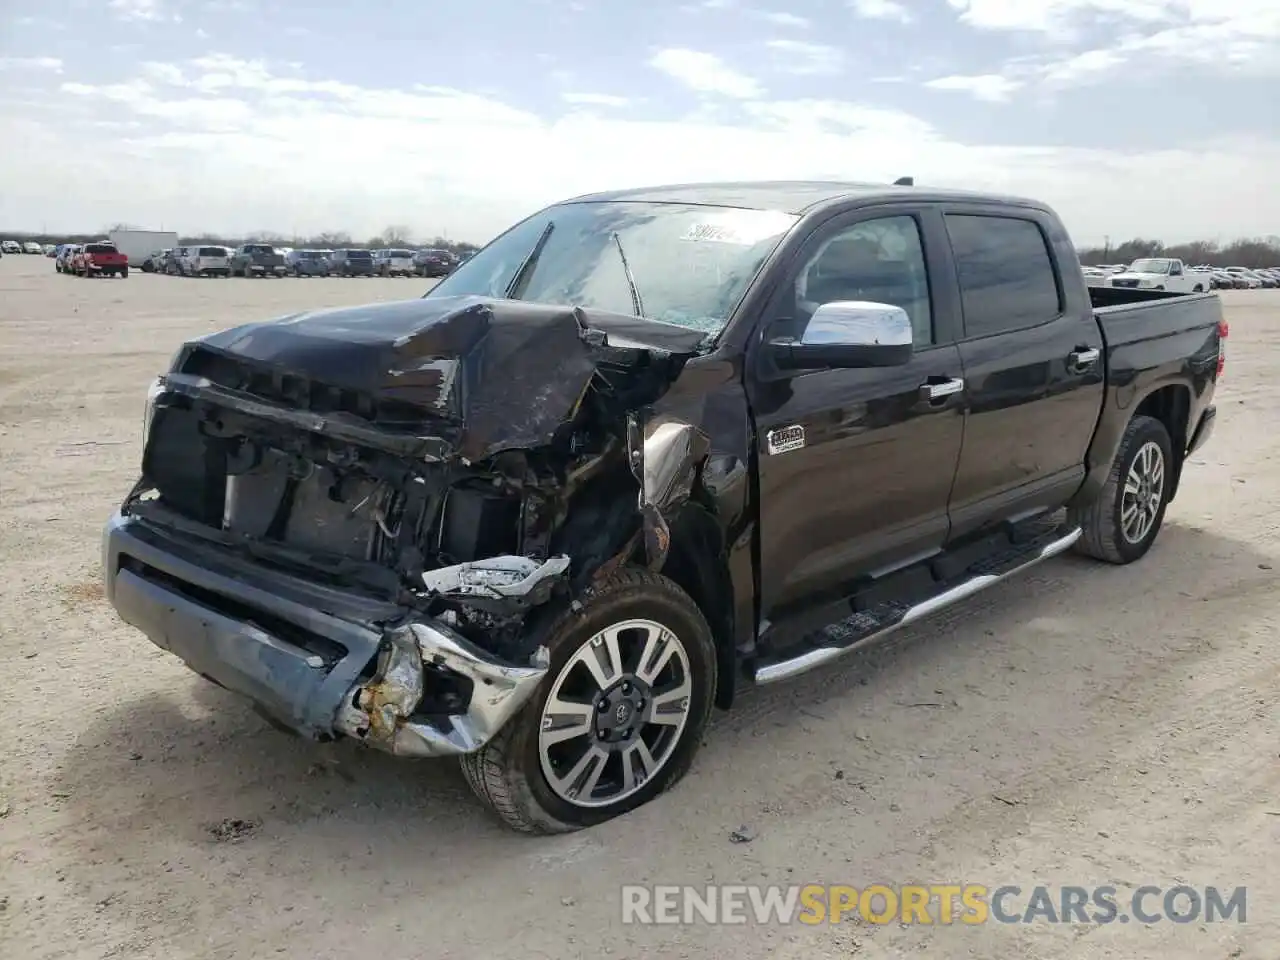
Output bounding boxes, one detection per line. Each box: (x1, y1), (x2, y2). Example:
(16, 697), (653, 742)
(942, 208), (1105, 541)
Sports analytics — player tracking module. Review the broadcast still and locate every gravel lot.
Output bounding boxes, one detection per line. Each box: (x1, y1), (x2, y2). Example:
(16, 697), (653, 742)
(1, 254), (1276, 959)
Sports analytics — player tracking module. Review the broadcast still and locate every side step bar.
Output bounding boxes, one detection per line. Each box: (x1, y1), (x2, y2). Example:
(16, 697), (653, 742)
(753, 526), (1082, 686)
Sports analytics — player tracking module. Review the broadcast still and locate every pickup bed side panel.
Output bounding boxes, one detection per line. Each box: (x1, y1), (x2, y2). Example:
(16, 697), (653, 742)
(1073, 293), (1222, 507)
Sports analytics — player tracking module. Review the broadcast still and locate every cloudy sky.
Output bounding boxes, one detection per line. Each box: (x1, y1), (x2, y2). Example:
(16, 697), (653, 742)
(1, 0), (1277, 246)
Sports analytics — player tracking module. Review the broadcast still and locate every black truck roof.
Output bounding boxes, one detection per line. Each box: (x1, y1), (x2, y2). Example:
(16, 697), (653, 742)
(564, 180), (1047, 216)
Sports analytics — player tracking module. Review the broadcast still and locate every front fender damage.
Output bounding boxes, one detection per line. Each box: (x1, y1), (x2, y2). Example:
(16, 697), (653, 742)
(624, 414), (712, 572)
(335, 575), (554, 757)
(334, 416), (712, 759)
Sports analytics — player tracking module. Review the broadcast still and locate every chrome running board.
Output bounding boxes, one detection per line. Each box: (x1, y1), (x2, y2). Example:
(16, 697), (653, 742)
(753, 526), (1082, 686)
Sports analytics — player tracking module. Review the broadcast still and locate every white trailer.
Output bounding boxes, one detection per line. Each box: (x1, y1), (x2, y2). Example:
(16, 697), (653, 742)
(108, 229), (179, 266)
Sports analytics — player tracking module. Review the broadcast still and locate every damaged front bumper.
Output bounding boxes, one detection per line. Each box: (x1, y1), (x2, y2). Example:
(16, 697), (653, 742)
(333, 620), (548, 757)
(102, 511), (557, 758)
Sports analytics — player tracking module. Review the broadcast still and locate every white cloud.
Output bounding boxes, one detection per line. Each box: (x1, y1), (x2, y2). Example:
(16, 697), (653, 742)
(756, 11), (812, 28)
(766, 40), (845, 75)
(109, 0), (179, 22)
(648, 48), (764, 98)
(0, 57), (64, 72)
(850, 0), (914, 23)
(561, 92), (631, 107)
(1040, 48), (1130, 85)
(924, 73), (1023, 101)
(945, 0), (1280, 88)
(949, 0), (1280, 69)
(15, 16), (66, 30)
(2, 53), (1279, 247)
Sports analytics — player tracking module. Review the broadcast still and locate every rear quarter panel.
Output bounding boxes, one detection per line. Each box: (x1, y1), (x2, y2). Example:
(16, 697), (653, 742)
(1075, 292), (1222, 504)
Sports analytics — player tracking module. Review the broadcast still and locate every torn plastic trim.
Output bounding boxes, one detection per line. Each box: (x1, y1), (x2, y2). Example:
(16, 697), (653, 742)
(334, 617), (549, 758)
(626, 413), (712, 571)
(420, 554), (571, 603)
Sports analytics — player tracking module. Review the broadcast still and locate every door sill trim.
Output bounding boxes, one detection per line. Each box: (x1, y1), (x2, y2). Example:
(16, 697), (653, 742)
(752, 526), (1081, 686)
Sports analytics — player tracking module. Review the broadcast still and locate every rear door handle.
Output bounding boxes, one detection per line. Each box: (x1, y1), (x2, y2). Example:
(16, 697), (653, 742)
(918, 377), (965, 403)
(1068, 347), (1100, 371)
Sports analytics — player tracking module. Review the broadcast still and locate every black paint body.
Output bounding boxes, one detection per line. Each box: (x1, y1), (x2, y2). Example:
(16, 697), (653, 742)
(108, 181), (1224, 719)
(591, 183), (1224, 673)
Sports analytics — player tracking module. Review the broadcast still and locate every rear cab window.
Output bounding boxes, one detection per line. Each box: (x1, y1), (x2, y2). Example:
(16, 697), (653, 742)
(944, 214), (1063, 338)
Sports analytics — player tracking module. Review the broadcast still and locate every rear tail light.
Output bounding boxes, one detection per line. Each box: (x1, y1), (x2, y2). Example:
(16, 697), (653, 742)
(1216, 319), (1228, 378)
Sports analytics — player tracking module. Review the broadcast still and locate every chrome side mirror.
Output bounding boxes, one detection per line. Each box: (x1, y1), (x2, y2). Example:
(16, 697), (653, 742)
(770, 301), (914, 370)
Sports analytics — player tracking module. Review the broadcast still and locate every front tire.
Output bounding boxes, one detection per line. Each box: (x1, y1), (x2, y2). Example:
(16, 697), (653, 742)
(1068, 414), (1173, 564)
(459, 568), (717, 834)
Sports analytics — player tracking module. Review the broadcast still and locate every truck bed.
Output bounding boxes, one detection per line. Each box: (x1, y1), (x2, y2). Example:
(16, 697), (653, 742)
(1076, 284), (1223, 514)
(1091, 286), (1224, 353)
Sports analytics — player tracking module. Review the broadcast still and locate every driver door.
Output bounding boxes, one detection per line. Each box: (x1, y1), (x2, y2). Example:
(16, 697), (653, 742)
(746, 208), (965, 623)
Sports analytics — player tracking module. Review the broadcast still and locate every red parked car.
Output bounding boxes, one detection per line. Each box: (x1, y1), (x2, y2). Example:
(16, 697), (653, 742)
(74, 241), (129, 278)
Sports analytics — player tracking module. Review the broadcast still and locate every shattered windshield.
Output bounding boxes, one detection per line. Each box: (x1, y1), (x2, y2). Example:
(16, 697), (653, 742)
(426, 201), (798, 337)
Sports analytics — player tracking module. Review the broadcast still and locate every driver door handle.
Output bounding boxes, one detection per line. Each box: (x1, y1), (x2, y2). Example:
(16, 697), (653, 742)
(919, 377), (965, 402)
(1068, 347), (1100, 371)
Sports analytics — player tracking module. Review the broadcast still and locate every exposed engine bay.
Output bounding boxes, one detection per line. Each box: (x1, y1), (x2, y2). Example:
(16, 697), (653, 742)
(125, 295), (713, 671)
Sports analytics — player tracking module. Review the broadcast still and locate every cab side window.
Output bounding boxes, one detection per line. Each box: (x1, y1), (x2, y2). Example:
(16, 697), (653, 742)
(792, 215), (934, 346)
(943, 214), (1061, 338)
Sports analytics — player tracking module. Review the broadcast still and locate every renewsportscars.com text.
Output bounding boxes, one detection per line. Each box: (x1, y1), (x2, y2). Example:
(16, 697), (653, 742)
(621, 884), (1247, 926)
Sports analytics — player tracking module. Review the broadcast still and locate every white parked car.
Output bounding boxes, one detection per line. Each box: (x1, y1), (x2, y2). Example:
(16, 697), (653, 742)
(373, 248), (417, 277)
(1, 240), (21, 254)
(181, 245), (232, 277)
(22, 241), (43, 254)
(1107, 258), (1208, 294)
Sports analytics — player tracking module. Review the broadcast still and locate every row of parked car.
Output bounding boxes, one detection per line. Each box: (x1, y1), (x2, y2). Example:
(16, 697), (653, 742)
(1082, 260), (1280, 290)
(139, 244), (463, 278)
(2, 239), (56, 255)
(41, 239), (465, 279)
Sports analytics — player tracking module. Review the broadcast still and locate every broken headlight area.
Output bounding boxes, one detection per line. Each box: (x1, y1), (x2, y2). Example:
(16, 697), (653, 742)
(127, 390), (603, 656)
(125, 298), (710, 668)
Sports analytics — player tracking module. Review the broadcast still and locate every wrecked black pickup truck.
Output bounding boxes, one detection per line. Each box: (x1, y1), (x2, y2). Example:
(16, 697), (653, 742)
(104, 181), (1225, 833)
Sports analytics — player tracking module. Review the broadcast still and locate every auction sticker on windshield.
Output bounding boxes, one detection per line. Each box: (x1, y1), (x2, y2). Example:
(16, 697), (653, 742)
(680, 211), (795, 246)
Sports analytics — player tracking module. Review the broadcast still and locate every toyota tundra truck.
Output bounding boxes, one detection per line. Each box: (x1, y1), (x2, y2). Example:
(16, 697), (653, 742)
(103, 181), (1224, 834)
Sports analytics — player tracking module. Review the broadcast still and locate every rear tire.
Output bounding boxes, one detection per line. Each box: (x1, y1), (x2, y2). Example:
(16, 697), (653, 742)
(459, 568), (717, 834)
(121, 267), (129, 278)
(1068, 414), (1173, 565)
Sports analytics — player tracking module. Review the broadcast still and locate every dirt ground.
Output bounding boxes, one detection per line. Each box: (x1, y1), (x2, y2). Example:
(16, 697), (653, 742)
(0, 254), (1276, 959)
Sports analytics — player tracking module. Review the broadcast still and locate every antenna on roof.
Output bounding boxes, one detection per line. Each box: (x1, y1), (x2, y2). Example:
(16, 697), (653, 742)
(893, 176), (914, 186)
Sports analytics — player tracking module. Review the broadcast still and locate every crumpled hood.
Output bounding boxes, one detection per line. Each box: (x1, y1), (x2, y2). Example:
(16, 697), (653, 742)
(180, 294), (707, 462)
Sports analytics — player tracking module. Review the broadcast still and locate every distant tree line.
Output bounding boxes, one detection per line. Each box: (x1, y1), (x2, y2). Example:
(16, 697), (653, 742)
(2, 223), (481, 258)
(1077, 236), (1280, 269)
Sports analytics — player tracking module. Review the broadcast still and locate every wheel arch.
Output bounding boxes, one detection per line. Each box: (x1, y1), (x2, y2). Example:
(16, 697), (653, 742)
(659, 503), (738, 710)
(1133, 384), (1191, 502)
